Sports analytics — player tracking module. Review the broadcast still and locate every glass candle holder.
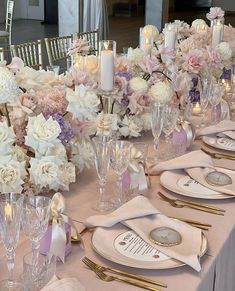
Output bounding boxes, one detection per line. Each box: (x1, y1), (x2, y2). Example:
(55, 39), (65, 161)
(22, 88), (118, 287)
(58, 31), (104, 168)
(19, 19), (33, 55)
(99, 40), (116, 94)
(211, 18), (224, 46)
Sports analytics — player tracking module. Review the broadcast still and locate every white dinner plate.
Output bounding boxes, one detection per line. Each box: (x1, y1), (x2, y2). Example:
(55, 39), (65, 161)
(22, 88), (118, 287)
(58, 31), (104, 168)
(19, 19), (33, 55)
(160, 170), (234, 200)
(202, 136), (235, 152)
(91, 224), (207, 270)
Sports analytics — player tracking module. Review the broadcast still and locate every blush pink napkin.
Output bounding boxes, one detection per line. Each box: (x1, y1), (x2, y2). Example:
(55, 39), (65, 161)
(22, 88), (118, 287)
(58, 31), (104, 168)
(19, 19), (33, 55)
(196, 120), (235, 137)
(149, 150), (214, 175)
(85, 196), (202, 272)
(40, 275), (86, 291)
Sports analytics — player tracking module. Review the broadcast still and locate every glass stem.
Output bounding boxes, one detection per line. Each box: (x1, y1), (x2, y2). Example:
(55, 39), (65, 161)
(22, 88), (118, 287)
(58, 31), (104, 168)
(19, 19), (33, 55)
(212, 105), (217, 124)
(6, 249), (15, 283)
(153, 137), (159, 151)
(98, 177), (106, 203)
(201, 112), (205, 127)
(117, 173), (123, 205)
(32, 240), (40, 265)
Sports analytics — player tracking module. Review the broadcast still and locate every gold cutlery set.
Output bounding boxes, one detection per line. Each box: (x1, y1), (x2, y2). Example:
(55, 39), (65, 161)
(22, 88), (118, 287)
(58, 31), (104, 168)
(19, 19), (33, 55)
(82, 257), (167, 291)
(158, 192), (225, 216)
(201, 148), (235, 160)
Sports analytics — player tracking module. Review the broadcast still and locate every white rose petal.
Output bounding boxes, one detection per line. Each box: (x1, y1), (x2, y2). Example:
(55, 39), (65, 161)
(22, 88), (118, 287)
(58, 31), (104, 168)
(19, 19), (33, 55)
(0, 121), (15, 154)
(96, 112), (118, 136)
(0, 67), (19, 104)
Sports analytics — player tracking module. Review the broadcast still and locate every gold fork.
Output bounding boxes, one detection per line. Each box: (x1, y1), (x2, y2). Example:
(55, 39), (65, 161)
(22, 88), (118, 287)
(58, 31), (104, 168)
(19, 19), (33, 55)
(83, 259), (162, 291)
(158, 192), (225, 215)
(201, 148), (235, 160)
(82, 257), (167, 288)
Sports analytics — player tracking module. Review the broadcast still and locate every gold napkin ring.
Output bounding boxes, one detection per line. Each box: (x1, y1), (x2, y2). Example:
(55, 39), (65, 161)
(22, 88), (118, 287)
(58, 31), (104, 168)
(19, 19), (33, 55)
(205, 171), (232, 187)
(149, 227), (182, 247)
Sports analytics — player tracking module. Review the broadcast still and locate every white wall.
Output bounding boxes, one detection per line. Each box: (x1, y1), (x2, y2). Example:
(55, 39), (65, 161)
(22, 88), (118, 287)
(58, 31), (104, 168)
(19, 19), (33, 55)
(212, 0), (235, 12)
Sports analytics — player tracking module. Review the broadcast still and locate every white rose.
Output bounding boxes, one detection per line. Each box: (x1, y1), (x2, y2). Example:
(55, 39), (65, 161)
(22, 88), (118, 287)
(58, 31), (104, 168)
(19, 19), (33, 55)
(71, 139), (94, 173)
(0, 67), (19, 104)
(29, 156), (63, 190)
(217, 42), (233, 61)
(96, 112), (118, 136)
(0, 121), (15, 154)
(25, 114), (61, 156)
(150, 81), (173, 103)
(0, 155), (26, 193)
(119, 116), (142, 138)
(143, 25), (159, 41)
(66, 84), (100, 120)
(129, 77), (148, 93)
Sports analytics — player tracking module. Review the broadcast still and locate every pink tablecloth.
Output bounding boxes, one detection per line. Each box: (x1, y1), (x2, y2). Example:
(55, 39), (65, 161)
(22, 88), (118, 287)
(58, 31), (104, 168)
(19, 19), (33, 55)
(0, 136), (235, 291)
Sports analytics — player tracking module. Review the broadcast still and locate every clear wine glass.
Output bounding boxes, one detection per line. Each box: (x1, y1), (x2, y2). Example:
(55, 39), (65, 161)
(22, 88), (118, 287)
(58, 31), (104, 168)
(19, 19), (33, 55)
(209, 80), (224, 124)
(22, 196), (51, 266)
(151, 102), (164, 153)
(200, 78), (210, 127)
(0, 193), (24, 291)
(163, 105), (179, 143)
(91, 135), (113, 212)
(110, 140), (132, 207)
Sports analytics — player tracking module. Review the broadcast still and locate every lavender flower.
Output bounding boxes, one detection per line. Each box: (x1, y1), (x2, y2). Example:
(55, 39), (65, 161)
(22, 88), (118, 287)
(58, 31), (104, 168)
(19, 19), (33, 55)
(45, 112), (74, 144)
(221, 67), (231, 80)
(117, 70), (133, 81)
(189, 89), (200, 102)
(121, 95), (130, 107)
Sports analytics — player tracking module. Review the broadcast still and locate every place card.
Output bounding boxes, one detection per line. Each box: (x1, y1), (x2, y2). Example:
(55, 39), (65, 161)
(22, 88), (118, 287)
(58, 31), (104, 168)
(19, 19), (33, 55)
(205, 171), (232, 186)
(177, 176), (220, 195)
(150, 227), (182, 247)
(114, 230), (169, 262)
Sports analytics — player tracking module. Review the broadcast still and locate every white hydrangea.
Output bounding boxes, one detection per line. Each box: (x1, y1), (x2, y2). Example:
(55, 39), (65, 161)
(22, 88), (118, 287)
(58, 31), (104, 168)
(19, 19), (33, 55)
(119, 116), (143, 138)
(129, 77), (148, 93)
(66, 84), (100, 120)
(96, 112), (118, 136)
(0, 155), (26, 193)
(0, 67), (19, 104)
(150, 81), (173, 104)
(217, 42), (233, 61)
(25, 114), (61, 156)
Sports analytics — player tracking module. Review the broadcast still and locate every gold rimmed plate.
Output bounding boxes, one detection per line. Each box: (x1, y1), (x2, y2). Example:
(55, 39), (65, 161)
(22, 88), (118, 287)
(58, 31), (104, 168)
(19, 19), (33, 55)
(202, 136), (235, 152)
(91, 224), (207, 270)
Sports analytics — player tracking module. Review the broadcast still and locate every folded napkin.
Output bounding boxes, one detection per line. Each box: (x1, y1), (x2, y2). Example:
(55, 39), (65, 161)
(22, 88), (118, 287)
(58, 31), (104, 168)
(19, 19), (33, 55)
(149, 150), (213, 175)
(41, 275), (86, 291)
(86, 196), (202, 272)
(186, 167), (235, 196)
(196, 120), (235, 137)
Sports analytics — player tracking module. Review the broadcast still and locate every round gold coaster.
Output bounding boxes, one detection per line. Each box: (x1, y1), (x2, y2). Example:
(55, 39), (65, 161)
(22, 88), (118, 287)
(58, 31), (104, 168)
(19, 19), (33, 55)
(149, 227), (182, 247)
(205, 171), (232, 187)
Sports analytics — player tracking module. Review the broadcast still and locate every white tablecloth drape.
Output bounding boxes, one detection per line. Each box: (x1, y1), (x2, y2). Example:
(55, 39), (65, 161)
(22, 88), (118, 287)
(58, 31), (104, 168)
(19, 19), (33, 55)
(83, 0), (109, 40)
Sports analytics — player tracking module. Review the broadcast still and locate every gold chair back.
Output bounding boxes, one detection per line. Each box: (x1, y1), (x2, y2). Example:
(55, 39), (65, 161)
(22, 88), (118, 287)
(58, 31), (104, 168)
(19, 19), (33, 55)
(0, 0), (14, 46)
(11, 40), (43, 70)
(75, 30), (99, 54)
(45, 35), (72, 66)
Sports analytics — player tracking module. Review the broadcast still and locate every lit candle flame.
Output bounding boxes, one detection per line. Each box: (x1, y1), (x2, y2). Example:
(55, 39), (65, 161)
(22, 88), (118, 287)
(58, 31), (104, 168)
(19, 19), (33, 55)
(5, 203), (12, 219)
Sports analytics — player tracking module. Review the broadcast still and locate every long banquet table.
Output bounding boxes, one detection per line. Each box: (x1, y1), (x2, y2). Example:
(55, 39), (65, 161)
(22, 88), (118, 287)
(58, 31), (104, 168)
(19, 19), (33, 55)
(0, 134), (235, 291)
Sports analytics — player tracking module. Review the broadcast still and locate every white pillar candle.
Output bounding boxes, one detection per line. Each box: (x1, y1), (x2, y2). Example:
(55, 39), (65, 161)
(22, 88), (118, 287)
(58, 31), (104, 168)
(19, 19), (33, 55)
(143, 37), (152, 54)
(100, 47), (114, 92)
(139, 27), (144, 50)
(212, 23), (223, 46)
(164, 25), (176, 51)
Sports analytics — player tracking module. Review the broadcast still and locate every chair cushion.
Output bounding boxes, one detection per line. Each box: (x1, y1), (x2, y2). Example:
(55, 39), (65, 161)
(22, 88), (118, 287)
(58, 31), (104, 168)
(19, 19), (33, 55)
(0, 31), (9, 37)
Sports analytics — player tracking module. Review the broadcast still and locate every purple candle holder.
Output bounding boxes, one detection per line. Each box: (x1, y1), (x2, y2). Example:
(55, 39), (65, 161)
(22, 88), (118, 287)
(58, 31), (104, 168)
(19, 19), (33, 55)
(40, 222), (72, 261)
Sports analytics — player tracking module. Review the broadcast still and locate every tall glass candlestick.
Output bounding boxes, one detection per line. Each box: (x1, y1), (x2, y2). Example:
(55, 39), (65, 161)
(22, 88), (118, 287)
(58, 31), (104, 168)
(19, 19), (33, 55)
(99, 40), (116, 93)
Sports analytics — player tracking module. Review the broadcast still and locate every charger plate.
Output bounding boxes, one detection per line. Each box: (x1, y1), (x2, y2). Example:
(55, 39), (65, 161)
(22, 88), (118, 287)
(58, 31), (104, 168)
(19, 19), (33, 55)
(91, 224), (207, 270)
(202, 136), (235, 152)
(160, 170), (234, 200)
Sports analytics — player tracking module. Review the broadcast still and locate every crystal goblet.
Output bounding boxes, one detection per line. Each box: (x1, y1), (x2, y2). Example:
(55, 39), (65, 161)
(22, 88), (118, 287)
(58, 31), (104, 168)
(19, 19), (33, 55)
(110, 140), (132, 207)
(22, 196), (51, 266)
(0, 193), (24, 291)
(91, 135), (113, 212)
(151, 102), (164, 154)
(209, 80), (224, 124)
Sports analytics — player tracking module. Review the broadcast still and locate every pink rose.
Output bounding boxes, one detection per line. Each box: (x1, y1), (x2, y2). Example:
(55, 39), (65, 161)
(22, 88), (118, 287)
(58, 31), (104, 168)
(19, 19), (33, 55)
(128, 92), (150, 114)
(206, 7), (224, 20)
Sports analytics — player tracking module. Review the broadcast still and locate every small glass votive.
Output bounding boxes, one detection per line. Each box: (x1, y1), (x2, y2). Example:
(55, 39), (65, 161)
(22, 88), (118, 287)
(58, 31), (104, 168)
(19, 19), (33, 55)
(46, 65), (60, 75)
(22, 252), (56, 291)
